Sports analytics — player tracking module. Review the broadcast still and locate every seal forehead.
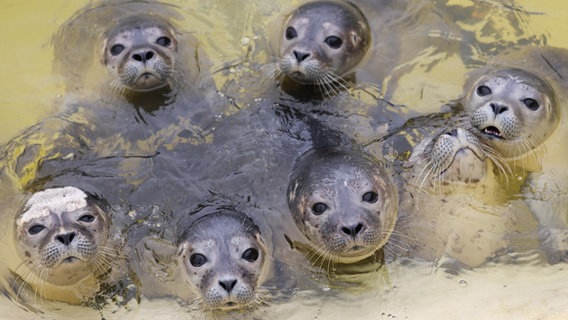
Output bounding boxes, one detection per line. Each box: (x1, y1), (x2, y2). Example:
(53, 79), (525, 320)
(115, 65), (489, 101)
(18, 187), (88, 226)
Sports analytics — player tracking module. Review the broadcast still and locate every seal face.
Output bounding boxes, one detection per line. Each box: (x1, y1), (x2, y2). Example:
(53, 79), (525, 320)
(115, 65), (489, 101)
(406, 127), (504, 186)
(177, 211), (266, 311)
(102, 15), (178, 93)
(15, 187), (112, 287)
(287, 147), (397, 264)
(464, 68), (559, 159)
(276, 0), (370, 86)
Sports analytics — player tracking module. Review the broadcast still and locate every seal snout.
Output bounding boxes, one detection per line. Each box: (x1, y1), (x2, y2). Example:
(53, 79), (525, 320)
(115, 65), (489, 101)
(218, 278), (238, 294)
(293, 50), (311, 63)
(340, 222), (364, 239)
(55, 231), (76, 246)
(131, 49), (156, 63)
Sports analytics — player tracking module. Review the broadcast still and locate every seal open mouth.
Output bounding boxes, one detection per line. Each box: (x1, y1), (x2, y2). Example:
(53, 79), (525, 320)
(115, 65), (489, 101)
(481, 126), (503, 139)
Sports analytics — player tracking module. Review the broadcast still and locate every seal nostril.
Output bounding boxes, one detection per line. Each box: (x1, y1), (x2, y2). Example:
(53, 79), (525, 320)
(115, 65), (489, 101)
(219, 279), (238, 293)
(55, 232), (76, 246)
(341, 223), (364, 237)
(293, 50), (310, 62)
(446, 129), (458, 136)
(490, 103), (508, 114)
(132, 51), (154, 63)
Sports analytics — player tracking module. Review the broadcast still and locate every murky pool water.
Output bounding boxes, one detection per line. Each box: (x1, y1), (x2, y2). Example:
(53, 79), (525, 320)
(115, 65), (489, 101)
(1, 0), (568, 319)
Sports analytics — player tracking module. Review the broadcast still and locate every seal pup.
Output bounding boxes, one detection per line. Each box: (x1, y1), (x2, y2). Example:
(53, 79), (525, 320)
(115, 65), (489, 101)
(11, 186), (123, 304)
(461, 47), (568, 262)
(264, 0), (371, 97)
(286, 120), (398, 270)
(393, 126), (539, 268)
(126, 204), (275, 316)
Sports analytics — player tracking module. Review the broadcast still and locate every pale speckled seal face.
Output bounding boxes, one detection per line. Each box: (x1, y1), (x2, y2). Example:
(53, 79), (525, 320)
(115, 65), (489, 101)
(464, 68), (559, 159)
(177, 211), (266, 311)
(102, 16), (178, 92)
(287, 148), (398, 264)
(407, 127), (503, 186)
(15, 187), (111, 287)
(276, 0), (370, 86)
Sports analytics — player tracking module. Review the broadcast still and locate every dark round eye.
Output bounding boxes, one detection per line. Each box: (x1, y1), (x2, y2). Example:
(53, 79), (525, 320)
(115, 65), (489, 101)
(28, 225), (45, 235)
(362, 191), (378, 203)
(78, 214), (95, 223)
(523, 98), (540, 111)
(242, 248), (259, 262)
(312, 203), (328, 215)
(476, 85), (492, 96)
(156, 36), (172, 47)
(285, 27), (297, 40)
(189, 253), (207, 267)
(324, 36), (343, 49)
(109, 44), (125, 56)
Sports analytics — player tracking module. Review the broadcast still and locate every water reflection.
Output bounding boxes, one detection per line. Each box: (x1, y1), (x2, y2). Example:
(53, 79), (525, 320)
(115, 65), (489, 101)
(1, 0), (568, 319)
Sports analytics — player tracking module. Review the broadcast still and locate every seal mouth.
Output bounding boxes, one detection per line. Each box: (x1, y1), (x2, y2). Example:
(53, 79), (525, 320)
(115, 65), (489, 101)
(60, 256), (80, 264)
(481, 126), (503, 139)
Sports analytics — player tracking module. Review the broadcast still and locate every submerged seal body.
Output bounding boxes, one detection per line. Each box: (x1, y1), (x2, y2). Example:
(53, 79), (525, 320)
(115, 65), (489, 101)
(287, 146), (398, 265)
(274, 0), (371, 88)
(13, 186), (120, 303)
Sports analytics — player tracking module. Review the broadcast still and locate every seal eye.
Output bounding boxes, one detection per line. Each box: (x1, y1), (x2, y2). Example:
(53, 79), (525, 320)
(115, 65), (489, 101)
(189, 253), (208, 267)
(523, 98), (540, 111)
(28, 225), (46, 235)
(324, 36), (343, 49)
(78, 214), (95, 223)
(312, 203), (328, 215)
(476, 85), (492, 96)
(242, 248), (259, 262)
(110, 44), (125, 56)
(362, 191), (378, 203)
(285, 27), (297, 40)
(156, 36), (172, 47)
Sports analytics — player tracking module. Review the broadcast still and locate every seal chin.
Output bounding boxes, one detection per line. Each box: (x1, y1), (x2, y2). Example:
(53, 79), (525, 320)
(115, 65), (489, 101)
(130, 73), (167, 92)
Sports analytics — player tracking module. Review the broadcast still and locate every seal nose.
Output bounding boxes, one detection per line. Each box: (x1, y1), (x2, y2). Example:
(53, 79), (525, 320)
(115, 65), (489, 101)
(445, 129), (459, 137)
(490, 103), (508, 114)
(219, 279), (238, 294)
(341, 223), (364, 238)
(132, 50), (156, 63)
(55, 232), (76, 246)
(293, 50), (311, 62)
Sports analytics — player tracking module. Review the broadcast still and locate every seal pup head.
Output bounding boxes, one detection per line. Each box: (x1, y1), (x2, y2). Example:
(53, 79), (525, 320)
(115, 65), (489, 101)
(273, 0), (370, 90)
(464, 68), (559, 160)
(177, 210), (267, 311)
(287, 147), (398, 264)
(406, 127), (510, 188)
(102, 14), (179, 93)
(15, 186), (112, 288)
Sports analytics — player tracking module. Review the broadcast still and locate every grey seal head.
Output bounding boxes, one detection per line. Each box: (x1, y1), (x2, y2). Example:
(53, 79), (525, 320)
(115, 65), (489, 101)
(102, 14), (179, 93)
(287, 147), (398, 265)
(14, 186), (116, 302)
(275, 0), (371, 88)
(177, 210), (268, 311)
(464, 68), (559, 160)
